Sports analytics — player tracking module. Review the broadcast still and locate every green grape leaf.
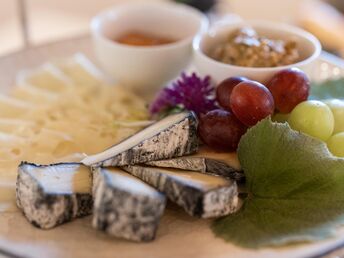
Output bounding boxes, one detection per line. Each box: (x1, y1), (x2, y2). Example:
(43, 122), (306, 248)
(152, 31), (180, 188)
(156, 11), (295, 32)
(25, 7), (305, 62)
(311, 78), (344, 100)
(212, 118), (344, 248)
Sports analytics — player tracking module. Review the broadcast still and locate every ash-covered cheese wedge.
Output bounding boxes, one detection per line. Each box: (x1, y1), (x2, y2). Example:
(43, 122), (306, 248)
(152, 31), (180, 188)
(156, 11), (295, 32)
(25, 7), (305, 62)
(16, 162), (92, 229)
(82, 112), (198, 167)
(146, 146), (244, 181)
(123, 166), (239, 218)
(92, 167), (166, 242)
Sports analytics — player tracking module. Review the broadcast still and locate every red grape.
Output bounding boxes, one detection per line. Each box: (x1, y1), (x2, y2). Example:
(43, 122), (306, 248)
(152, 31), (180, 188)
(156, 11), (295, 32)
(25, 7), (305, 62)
(230, 81), (275, 126)
(198, 109), (247, 152)
(216, 77), (248, 111)
(267, 68), (310, 113)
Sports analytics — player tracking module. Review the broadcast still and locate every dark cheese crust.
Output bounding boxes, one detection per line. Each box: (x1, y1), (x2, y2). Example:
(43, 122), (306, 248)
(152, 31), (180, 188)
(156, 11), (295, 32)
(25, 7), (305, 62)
(92, 169), (166, 242)
(146, 157), (244, 182)
(90, 112), (199, 167)
(16, 163), (92, 229)
(122, 166), (239, 218)
(205, 159), (245, 182)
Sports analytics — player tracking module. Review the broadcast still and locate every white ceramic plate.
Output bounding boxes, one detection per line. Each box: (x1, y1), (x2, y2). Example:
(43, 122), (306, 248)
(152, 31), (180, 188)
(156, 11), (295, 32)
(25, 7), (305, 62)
(0, 36), (344, 258)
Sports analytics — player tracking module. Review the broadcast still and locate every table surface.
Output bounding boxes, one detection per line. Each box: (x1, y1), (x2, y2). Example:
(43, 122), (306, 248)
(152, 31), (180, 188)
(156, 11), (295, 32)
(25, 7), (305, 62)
(1, 36), (344, 258)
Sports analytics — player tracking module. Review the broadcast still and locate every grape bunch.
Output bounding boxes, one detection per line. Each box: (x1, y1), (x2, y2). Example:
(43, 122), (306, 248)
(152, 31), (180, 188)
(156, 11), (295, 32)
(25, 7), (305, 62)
(288, 99), (344, 157)
(198, 68), (311, 152)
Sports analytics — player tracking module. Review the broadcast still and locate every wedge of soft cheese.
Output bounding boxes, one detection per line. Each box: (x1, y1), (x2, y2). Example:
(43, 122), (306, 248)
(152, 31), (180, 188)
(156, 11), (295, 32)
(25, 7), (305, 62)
(82, 112), (198, 167)
(146, 146), (244, 181)
(16, 162), (92, 229)
(92, 167), (166, 242)
(123, 166), (239, 218)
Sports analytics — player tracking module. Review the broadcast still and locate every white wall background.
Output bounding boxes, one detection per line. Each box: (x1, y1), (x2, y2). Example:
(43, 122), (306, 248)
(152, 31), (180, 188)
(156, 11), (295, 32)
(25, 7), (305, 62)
(0, 0), (340, 56)
(0, 0), (164, 56)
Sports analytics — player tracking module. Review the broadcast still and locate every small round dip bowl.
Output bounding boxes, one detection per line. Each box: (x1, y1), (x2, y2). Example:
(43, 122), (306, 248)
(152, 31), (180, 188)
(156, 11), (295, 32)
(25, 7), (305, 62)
(91, 2), (208, 95)
(193, 21), (322, 84)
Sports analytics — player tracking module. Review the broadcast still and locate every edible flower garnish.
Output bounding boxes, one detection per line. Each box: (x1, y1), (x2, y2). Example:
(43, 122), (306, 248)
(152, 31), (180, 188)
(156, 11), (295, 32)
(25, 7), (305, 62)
(149, 72), (217, 118)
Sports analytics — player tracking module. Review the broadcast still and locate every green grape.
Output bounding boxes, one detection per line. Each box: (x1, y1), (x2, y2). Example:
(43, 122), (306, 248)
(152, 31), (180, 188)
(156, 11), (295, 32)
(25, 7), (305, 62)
(288, 100), (334, 141)
(327, 132), (344, 157)
(272, 113), (290, 123)
(323, 99), (344, 134)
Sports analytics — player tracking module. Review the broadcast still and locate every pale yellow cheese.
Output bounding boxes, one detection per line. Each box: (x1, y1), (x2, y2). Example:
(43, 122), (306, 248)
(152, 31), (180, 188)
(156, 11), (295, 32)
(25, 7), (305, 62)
(196, 146), (241, 170)
(0, 118), (35, 133)
(155, 168), (231, 190)
(0, 182), (17, 212)
(0, 54), (148, 200)
(16, 64), (72, 92)
(0, 95), (34, 118)
(53, 53), (104, 87)
(12, 84), (58, 103)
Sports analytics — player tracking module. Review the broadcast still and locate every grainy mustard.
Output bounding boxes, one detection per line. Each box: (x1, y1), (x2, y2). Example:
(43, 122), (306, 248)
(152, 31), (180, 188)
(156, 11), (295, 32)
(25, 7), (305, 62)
(210, 27), (300, 68)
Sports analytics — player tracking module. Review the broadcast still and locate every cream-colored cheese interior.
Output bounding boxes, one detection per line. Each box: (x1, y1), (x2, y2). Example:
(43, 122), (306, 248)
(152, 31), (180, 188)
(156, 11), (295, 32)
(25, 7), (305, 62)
(104, 168), (159, 197)
(82, 112), (188, 165)
(195, 146), (241, 170)
(147, 167), (231, 190)
(26, 164), (92, 194)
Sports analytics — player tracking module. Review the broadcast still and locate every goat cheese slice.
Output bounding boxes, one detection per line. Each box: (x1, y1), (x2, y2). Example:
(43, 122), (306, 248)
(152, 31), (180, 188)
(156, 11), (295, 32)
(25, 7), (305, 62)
(146, 146), (244, 181)
(122, 166), (239, 218)
(92, 167), (166, 242)
(16, 162), (92, 229)
(82, 112), (198, 167)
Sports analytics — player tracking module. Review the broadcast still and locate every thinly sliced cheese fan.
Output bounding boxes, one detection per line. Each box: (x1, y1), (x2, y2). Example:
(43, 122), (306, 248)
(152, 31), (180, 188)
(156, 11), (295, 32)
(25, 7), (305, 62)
(0, 54), (150, 211)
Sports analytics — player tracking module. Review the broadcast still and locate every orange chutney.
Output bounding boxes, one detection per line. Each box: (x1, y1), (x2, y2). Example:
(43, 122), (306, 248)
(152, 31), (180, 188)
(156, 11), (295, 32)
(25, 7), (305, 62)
(116, 32), (176, 46)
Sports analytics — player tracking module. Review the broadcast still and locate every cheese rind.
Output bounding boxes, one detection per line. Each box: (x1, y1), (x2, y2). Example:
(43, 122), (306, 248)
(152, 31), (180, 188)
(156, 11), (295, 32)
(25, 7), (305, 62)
(146, 150), (244, 181)
(92, 168), (166, 242)
(16, 162), (93, 229)
(146, 156), (245, 182)
(82, 112), (199, 167)
(122, 166), (239, 218)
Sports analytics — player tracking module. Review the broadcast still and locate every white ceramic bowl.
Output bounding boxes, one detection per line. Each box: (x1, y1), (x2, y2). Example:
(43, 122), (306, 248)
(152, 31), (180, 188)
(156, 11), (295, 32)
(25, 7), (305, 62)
(91, 2), (208, 95)
(193, 21), (322, 84)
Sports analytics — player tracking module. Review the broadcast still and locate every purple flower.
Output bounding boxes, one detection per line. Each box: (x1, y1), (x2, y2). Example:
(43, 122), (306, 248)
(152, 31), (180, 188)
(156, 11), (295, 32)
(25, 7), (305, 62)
(149, 87), (173, 115)
(149, 72), (218, 117)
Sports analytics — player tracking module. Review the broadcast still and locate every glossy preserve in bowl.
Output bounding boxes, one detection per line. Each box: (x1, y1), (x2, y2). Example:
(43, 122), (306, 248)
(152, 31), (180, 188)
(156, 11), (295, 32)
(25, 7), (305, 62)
(91, 2), (208, 95)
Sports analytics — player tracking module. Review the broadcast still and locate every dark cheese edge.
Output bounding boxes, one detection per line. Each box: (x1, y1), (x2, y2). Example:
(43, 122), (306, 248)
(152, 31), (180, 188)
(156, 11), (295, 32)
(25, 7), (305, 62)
(19, 161), (82, 168)
(204, 159), (245, 182)
(16, 163), (92, 229)
(122, 165), (238, 218)
(91, 111), (199, 167)
(146, 157), (245, 182)
(92, 168), (166, 242)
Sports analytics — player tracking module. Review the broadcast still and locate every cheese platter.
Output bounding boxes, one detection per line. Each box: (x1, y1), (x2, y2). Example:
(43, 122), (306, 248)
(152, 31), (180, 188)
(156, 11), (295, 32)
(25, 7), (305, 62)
(1, 2), (344, 258)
